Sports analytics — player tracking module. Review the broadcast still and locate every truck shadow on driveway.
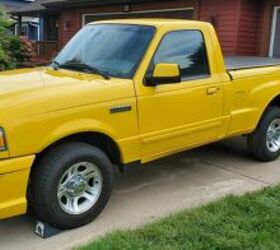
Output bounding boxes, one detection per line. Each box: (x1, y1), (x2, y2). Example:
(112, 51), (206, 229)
(115, 136), (250, 191)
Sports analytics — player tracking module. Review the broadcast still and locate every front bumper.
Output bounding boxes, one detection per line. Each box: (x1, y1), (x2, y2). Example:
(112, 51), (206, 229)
(0, 155), (35, 219)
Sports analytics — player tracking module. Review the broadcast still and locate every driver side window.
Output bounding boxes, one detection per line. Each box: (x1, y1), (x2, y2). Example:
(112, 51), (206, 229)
(153, 30), (210, 80)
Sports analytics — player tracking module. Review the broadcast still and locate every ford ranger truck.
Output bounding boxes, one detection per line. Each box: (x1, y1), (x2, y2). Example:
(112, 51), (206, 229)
(1, 19), (280, 230)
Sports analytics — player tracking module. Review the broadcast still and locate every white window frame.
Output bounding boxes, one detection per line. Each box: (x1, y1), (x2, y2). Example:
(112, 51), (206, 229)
(82, 7), (194, 26)
(269, 6), (280, 57)
(14, 23), (28, 35)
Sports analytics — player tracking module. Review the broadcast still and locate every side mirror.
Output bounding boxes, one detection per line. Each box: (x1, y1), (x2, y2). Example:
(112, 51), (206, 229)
(146, 63), (181, 86)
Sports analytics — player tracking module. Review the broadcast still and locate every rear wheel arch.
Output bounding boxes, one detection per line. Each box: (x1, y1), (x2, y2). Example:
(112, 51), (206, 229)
(248, 106), (280, 162)
(267, 94), (280, 108)
(256, 93), (280, 129)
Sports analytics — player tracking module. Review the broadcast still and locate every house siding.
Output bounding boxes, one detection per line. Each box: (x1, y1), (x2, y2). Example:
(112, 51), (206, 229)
(59, 9), (81, 48)
(237, 0), (259, 56)
(58, 0), (197, 47)
(256, 1), (269, 57)
(51, 0), (280, 58)
(199, 0), (241, 55)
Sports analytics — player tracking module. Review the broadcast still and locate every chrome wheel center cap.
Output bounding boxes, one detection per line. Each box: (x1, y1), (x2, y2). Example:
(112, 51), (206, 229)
(57, 162), (103, 215)
(67, 176), (87, 196)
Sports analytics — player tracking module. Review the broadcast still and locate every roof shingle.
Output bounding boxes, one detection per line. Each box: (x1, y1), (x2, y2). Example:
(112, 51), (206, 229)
(9, 0), (48, 15)
(10, 0), (157, 15)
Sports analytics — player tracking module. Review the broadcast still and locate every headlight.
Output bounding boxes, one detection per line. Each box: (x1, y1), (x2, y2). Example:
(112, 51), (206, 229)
(0, 129), (7, 151)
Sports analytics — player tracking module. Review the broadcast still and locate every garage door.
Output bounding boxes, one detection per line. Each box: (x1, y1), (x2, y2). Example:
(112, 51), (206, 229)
(83, 8), (194, 25)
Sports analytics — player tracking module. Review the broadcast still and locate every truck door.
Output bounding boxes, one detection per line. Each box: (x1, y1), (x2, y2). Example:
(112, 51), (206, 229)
(136, 29), (226, 162)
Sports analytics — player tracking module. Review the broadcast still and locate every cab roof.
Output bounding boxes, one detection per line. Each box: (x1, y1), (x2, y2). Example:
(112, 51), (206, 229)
(88, 18), (209, 28)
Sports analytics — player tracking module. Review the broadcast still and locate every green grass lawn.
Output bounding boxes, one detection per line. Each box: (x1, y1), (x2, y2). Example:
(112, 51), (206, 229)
(80, 186), (280, 250)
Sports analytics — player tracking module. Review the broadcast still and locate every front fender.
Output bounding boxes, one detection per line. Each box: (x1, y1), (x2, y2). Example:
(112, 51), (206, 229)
(38, 118), (121, 152)
(7, 117), (123, 159)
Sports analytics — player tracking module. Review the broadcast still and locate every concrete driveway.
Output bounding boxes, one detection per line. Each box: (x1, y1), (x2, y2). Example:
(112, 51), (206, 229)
(1, 137), (280, 250)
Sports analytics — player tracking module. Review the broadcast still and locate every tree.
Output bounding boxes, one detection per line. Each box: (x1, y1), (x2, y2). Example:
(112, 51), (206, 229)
(0, 5), (12, 30)
(0, 5), (13, 70)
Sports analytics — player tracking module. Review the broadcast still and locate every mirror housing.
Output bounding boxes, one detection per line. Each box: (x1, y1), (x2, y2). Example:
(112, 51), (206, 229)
(146, 63), (181, 86)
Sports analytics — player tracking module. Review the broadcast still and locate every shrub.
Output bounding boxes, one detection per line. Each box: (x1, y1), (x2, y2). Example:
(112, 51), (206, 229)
(0, 5), (31, 71)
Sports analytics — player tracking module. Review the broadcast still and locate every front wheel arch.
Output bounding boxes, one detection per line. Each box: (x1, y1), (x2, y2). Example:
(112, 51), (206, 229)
(29, 142), (114, 229)
(32, 131), (123, 175)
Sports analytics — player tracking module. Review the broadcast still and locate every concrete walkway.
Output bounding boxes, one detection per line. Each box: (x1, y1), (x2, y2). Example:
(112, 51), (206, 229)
(1, 137), (280, 250)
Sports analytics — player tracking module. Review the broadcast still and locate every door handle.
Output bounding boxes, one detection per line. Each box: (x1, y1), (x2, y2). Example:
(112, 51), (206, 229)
(207, 87), (220, 95)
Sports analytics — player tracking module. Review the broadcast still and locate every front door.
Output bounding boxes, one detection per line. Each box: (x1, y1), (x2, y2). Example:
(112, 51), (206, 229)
(270, 6), (280, 57)
(136, 29), (225, 162)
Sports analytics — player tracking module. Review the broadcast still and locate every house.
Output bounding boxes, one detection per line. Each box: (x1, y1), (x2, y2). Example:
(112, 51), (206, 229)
(1, 0), (40, 40)
(9, 0), (280, 60)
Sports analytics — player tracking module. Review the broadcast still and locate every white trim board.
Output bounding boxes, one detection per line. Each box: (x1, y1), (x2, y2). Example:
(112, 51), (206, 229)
(82, 7), (194, 26)
(269, 6), (280, 57)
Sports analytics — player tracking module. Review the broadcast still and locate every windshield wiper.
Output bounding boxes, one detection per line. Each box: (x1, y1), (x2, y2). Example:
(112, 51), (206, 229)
(60, 62), (111, 80)
(51, 60), (61, 70)
(85, 65), (111, 80)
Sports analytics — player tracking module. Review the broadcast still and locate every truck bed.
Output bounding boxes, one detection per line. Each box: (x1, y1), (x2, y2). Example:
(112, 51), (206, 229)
(225, 56), (280, 71)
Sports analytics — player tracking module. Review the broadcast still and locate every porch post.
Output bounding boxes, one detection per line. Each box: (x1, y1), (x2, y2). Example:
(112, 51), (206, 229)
(39, 15), (45, 41)
(17, 15), (22, 36)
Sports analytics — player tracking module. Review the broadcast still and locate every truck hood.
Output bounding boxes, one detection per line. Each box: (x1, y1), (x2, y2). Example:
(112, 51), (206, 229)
(0, 67), (134, 116)
(0, 67), (106, 95)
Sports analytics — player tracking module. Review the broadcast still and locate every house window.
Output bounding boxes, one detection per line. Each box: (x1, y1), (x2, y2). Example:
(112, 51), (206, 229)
(270, 6), (280, 58)
(82, 8), (194, 26)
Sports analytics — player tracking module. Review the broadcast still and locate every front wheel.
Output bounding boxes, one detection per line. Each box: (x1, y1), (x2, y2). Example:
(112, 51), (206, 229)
(30, 142), (114, 230)
(248, 106), (280, 162)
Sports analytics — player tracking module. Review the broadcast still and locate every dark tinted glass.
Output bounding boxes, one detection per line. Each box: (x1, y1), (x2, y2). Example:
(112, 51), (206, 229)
(153, 30), (210, 80)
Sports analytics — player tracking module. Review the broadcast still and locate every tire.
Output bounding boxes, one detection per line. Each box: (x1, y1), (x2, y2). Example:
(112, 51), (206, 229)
(248, 106), (280, 162)
(29, 142), (114, 230)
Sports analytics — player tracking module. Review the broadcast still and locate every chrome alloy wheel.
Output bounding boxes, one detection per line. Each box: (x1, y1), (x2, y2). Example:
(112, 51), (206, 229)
(57, 162), (103, 215)
(266, 119), (280, 153)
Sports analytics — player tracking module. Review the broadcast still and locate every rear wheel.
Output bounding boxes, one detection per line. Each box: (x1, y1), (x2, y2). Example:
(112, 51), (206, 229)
(248, 106), (280, 162)
(30, 142), (114, 230)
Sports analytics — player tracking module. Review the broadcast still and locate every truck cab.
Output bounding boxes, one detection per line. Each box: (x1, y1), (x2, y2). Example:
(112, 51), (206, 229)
(130, 20), (229, 162)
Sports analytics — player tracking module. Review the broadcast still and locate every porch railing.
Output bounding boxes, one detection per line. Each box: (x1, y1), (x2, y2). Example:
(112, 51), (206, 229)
(33, 41), (59, 61)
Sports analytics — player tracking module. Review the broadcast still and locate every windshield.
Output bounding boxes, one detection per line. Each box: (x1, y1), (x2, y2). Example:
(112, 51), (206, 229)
(54, 24), (155, 78)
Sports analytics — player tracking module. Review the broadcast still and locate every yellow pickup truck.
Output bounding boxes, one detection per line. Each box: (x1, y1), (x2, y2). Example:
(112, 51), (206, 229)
(1, 19), (280, 229)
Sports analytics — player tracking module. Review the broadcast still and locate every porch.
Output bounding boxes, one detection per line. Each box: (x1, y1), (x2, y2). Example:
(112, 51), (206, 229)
(23, 40), (58, 66)
(13, 9), (59, 65)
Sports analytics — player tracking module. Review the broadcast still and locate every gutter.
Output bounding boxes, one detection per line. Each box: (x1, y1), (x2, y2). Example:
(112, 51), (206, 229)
(42, 0), (164, 9)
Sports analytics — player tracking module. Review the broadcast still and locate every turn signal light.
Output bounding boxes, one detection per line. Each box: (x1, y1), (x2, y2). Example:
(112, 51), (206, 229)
(0, 129), (7, 151)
